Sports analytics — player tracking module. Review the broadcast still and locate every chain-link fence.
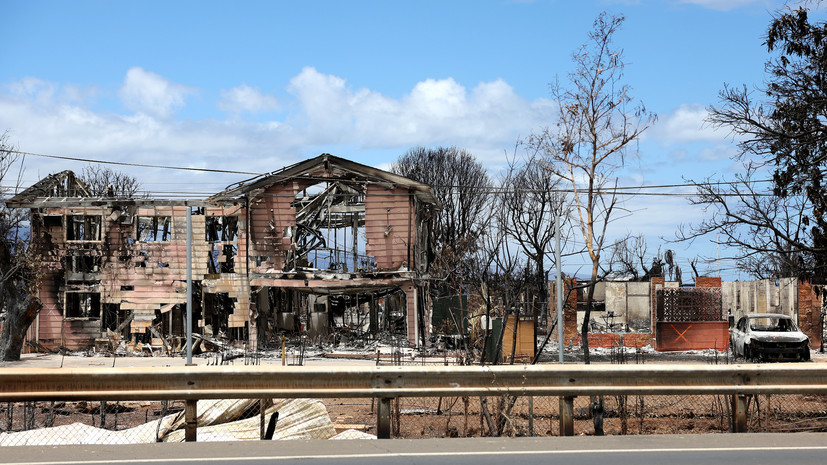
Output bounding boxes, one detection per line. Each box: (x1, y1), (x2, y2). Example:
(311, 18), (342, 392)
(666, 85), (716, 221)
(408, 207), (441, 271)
(0, 397), (356, 446)
(2, 393), (826, 445)
(325, 393), (827, 438)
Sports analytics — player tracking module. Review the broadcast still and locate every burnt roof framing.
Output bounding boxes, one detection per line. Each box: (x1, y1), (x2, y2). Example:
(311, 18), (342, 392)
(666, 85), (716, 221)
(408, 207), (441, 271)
(211, 153), (438, 206)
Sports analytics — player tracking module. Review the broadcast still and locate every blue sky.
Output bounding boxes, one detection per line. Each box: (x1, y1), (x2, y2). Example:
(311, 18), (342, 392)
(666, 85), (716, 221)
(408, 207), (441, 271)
(0, 0), (820, 279)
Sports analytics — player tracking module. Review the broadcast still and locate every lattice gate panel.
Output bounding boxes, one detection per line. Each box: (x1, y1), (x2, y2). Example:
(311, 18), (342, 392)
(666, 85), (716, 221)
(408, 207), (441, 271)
(656, 287), (724, 322)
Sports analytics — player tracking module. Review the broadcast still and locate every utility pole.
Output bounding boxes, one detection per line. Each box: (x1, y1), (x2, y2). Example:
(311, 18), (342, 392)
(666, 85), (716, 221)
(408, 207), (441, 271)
(186, 205), (193, 366)
(556, 211), (563, 364)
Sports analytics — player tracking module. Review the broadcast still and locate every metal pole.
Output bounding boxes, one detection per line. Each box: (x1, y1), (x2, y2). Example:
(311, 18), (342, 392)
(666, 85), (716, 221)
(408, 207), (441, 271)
(556, 211), (563, 364)
(186, 206), (193, 365)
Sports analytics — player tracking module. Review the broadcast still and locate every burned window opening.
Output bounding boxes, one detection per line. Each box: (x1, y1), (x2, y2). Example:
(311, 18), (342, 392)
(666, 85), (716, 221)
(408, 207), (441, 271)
(286, 182), (369, 272)
(202, 292), (236, 338)
(101, 304), (132, 337)
(135, 250), (149, 268)
(43, 215), (62, 228)
(136, 216), (171, 242)
(207, 243), (237, 274)
(65, 254), (101, 274)
(206, 216), (238, 242)
(65, 292), (101, 319)
(66, 215), (102, 241)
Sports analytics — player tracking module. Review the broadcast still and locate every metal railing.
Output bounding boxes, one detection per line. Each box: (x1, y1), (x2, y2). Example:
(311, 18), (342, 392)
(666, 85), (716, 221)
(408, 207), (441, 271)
(1, 363), (826, 440)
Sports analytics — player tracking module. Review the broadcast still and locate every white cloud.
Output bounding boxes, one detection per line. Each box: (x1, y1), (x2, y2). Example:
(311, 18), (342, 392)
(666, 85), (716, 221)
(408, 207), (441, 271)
(286, 67), (555, 157)
(1, 67), (555, 190)
(8, 77), (56, 105)
(218, 84), (279, 115)
(647, 104), (728, 144)
(118, 67), (195, 118)
(698, 144), (739, 162)
(677, 0), (769, 11)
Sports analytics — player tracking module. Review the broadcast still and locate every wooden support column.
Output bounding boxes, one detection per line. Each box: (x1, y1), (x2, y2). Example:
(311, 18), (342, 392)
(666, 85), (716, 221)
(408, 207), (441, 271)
(559, 396), (574, 436)
(405, 284), (417, 346)
(185, 399), (197, 442)
(377, 397), (392, 439)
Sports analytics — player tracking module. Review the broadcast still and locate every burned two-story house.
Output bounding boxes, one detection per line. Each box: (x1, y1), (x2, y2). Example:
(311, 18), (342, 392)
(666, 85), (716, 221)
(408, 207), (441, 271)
(8, 154), (437, 352)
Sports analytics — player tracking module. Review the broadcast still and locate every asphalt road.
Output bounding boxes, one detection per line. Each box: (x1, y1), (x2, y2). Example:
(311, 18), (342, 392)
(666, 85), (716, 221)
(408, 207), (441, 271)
(2, 433), (826, 465)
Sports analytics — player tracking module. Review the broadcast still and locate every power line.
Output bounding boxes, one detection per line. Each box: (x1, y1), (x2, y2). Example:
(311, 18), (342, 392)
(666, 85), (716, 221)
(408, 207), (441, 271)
(9, 150), (262, 176)
(5, 149), (782, 197)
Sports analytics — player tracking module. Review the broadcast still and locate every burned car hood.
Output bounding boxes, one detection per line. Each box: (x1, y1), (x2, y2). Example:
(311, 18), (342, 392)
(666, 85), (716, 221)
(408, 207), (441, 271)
(750, 331), (808, 343)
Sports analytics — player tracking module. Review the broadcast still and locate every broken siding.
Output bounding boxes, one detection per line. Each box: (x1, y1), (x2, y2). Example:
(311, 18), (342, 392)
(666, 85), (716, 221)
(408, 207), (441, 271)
(201, 206), (250, 329)
(364, 186), (414, 270)
(104, 206), (195, 333)
(249, 182), (310, 272)
(30, 204), (253, 348)
(35, 207), (104, 349)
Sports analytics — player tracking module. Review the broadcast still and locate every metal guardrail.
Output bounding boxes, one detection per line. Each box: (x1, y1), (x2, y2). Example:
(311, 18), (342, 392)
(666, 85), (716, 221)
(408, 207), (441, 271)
(2, 363), (826, 439)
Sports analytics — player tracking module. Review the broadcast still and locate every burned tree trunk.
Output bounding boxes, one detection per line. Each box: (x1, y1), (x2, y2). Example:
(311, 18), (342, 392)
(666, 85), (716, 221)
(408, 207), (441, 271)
(0, 288), (41, 361)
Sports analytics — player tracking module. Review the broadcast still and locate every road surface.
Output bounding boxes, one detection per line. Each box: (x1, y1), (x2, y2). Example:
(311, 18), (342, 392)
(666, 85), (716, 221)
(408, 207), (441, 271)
(2, 433), (826, 465)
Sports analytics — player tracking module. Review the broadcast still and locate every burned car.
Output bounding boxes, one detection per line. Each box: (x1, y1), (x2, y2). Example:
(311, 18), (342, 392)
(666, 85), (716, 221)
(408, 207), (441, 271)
(730, 313), (810, 362)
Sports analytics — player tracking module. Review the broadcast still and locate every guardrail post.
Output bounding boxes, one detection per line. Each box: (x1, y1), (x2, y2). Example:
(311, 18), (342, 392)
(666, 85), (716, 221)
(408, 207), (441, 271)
(559, 396), (574, 436)
(377, 397), (392, 439)
(259, 398), (266, 439)
(733, 394), (747, 433)
(185, 399), (197, 442)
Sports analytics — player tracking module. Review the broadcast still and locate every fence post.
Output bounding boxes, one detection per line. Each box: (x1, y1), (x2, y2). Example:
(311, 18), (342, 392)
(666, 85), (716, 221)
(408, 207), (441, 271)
(377, 397), (392, 439)
(733, 394), (747, 433)
(185, 399), (197, 442)
(559, 396), (574, 436)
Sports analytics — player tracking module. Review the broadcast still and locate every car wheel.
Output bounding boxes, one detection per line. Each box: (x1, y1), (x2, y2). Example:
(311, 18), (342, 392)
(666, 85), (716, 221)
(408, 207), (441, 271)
(801, 348), (811, 362)
(744, 345), (752, 362)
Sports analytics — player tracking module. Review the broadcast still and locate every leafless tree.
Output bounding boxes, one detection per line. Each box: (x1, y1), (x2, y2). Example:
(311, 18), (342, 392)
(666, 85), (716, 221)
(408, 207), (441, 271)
(0, 131), (42, 361)
(466, 190), (530, 436)
(526, 13), (654, 436)
(527, 13), (655, 365)
(608, 234), (650, 281)
(391, 147), (491, 296)
(80, 164), (142, 198)
(609, 234), (685, 283)
(501, 144), (566, 355)
(681, 163), (815, 279)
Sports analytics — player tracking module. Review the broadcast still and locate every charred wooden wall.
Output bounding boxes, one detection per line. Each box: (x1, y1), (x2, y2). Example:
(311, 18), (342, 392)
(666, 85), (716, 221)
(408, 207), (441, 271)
(30, 205), (251, 350)
(364, 186), (416, 271)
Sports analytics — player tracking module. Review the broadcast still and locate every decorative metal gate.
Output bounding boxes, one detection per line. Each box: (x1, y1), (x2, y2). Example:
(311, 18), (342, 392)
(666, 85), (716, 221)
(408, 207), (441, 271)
(655, 287), (727, 351)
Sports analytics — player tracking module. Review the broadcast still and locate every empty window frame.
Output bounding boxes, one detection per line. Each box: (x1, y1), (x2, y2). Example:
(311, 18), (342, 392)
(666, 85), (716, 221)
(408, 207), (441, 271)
(137, 216), (172, 242)
(64, 292), (101, 319)
(205, 216), (238, 242)
(66, 216), (102, 241)
(65, 254), (102, 274)
(207, 243), (237, 274)
(43, 215), (63, 228)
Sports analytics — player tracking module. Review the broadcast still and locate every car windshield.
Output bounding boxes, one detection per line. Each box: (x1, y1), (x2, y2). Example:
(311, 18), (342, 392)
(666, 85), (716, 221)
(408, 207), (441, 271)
(749, 317), (796, 332)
